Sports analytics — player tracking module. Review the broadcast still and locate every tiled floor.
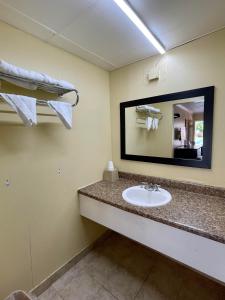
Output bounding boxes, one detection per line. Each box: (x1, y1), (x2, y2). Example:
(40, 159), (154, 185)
(36, 232), (225, 300)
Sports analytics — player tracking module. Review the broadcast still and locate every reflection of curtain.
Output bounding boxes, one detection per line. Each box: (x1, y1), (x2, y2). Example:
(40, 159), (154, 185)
(188, 120), (194, 144)
(185, 119), (194, 146)
(181, 127), (186, 143)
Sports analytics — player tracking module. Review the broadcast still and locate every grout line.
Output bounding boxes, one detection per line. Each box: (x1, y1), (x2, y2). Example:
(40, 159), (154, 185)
(169, 25), (225, 52)
(93, 278), (121, 300)
(52, 33), (117, 68)
(0, 1), (56, 35)
(101, 285), (120, 300)
(53, 286), (65, 300)
(133, 271), (150, 300)
(54, 0), (99, 36)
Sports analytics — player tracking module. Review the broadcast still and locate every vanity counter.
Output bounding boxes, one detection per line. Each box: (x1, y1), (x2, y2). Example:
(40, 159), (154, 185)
(79, 173), (225, 244)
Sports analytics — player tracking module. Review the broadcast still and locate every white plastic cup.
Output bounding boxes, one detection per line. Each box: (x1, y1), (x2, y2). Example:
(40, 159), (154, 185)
(107, 160), (114, 171)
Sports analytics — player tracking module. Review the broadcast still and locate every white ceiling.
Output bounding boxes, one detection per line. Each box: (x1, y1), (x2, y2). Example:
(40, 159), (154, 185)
(180, 101), (204, 114)
(0, 0), (225, 70)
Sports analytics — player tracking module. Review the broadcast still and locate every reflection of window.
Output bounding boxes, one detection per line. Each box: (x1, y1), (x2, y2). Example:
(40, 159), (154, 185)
(194, 121), (204, 146)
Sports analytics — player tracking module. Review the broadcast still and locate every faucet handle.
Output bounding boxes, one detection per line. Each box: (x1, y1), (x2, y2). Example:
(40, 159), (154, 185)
(140, 182), (148, 188)
(154, 184), (161, 191)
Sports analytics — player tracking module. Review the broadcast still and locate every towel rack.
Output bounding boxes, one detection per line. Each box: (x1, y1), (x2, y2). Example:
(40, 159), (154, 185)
(0, 95), (78, 117)
(0, 72), (79, 106)
(0, 72), (79, 117)
(0, 72), (78, 95)
(136, 106), (163, 120)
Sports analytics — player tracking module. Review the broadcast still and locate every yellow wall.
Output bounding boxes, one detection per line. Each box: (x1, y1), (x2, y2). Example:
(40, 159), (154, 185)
(110, 28), (225, 187)
(0, 21), (111, 299)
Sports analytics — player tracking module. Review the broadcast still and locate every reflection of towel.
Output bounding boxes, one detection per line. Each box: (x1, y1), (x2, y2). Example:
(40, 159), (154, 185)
(0, 93), (37, 126)
(154, 118), (159, 130)
(137, 105), (160, 113)
(0, 60), (75, 90)
(146, 117), (152, 130)
(48, 100), (72, 129)
(152, 118), (159, 130)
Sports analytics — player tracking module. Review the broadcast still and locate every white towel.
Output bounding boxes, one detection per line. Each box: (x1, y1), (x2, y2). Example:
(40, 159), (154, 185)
(151, 118), (155, 130)
(152, 118), (159, 130)
(154, 118), (159, 130)
(0, 60), (75, 91)
(146, 117), (153, 130)
(48, 100), (72, 129)
(0, 93), (37, 126)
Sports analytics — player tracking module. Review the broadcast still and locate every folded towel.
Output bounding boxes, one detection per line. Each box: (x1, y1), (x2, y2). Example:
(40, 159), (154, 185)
(48, 100), (72, 129)
(152, 118), (159, 130)
(0, 93), (37, 126)
(0, 60), (75, 91)
(154, 118), (159, 129)
(146, 116), (153, 130)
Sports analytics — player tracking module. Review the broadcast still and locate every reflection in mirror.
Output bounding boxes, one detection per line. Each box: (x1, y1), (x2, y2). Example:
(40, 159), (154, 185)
(173, 98), (204, 160)
(121, 86), (214, 168)
(125, 96), (204, 160)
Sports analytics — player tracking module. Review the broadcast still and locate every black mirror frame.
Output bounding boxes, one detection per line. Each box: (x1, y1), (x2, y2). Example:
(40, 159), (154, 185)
(120, 86), (214, 169)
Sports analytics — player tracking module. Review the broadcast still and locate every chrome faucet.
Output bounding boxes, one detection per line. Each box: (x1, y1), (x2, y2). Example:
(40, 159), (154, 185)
(141, 182), (161, 192)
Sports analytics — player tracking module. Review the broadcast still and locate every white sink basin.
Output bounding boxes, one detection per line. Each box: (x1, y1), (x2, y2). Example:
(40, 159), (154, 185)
(122, 185), (172, 207)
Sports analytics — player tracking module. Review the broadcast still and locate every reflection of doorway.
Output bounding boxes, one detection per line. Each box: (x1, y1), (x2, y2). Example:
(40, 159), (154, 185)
(173, 99), (204, 159)
(194, 120), (204, 147)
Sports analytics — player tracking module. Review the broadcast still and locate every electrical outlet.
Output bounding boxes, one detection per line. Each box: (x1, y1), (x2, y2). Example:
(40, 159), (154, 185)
(5, 179), (10, 187)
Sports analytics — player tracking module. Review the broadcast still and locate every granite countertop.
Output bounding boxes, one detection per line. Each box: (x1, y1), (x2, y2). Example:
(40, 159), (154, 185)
(79, 173), (225, 244)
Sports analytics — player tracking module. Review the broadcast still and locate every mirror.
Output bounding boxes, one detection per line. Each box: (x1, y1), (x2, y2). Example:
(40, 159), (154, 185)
(120, 87), (214, 168)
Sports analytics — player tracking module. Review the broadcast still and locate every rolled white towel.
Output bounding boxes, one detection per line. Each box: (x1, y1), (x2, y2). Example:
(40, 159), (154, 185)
(0, 60), (75, 91)
(136, 105), (160, 114)
(57, 80), (75, 90)
(146, 105), (160, 113)
(0, 60), (43, 82)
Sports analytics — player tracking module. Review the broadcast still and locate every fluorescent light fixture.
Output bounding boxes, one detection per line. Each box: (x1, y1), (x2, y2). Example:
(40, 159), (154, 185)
(113, 0), (166, 54)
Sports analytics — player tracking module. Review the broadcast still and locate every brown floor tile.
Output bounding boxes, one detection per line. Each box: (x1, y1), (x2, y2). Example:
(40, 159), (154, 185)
(52, 259), (87, 292)
(96, 233), (154, 279)
(37, 232), (225, 300)
(57, 271), (116, 300)
(38, 286), (62, 300)
(135, 258), (183, 300)
(73, 248), (143, 300)
(177, 267), (225, 300)
(82, 234), (154, 300)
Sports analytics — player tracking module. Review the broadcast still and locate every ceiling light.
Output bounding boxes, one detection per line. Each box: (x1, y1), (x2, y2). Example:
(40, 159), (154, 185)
(113, 0), (166, 54)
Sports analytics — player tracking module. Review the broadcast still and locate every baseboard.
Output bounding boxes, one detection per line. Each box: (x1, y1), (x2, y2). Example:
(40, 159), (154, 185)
(30, 230), (112, 296)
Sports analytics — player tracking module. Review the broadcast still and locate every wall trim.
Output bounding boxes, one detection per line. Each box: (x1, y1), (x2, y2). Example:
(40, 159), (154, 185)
(30, 230), (111, 296)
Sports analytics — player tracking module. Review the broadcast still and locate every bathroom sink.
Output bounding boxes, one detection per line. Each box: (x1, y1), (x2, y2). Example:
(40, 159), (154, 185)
(122, 185), (172, 207)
